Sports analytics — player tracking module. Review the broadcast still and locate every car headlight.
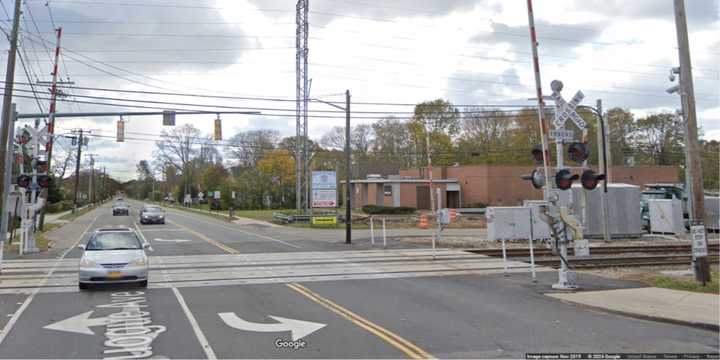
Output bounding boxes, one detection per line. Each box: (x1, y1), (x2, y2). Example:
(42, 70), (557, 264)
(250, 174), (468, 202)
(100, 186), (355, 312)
(131, 258), (147, 266)
(80, 258), (99, 268)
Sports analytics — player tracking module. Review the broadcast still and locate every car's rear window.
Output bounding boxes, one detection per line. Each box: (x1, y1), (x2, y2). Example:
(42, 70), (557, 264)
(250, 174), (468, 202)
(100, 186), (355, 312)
(86, 232), (141, 250)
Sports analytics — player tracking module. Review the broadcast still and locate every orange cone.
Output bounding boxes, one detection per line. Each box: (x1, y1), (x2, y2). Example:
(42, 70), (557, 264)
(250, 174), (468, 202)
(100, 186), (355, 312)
(418, 214), (429, 229)
(450, 209), (457, 222)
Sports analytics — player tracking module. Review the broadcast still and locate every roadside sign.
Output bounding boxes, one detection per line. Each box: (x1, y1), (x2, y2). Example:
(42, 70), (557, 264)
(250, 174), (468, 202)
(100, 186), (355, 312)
(549, 129), (575, 141)
(691, 225), (708, 257)
(198, 192), (204, 199)
(214, 191), (221, 199)
(312, 171), (337, 208)
(232, 191), (236, 199)
(311, 216), (337, 226)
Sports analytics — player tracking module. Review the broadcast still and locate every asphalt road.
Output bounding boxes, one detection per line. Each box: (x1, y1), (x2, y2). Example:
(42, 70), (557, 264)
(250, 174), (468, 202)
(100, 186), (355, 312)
(0, 202), (717, 359)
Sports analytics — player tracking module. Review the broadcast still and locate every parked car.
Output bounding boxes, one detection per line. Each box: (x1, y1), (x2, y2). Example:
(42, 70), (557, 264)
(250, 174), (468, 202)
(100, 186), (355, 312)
(77, 227), (150, 289)
(139, 205), (165, 224)
(112, 202), (130, 216)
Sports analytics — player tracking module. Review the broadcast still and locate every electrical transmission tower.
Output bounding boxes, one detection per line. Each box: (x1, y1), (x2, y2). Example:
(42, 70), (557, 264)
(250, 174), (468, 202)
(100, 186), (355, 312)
(296, 0), (309, 213)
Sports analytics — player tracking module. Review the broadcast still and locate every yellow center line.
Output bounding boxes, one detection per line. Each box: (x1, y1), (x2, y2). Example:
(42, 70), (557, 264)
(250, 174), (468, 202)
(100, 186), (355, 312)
(167, 219), (240, 254)
(286, 283), (434, 360)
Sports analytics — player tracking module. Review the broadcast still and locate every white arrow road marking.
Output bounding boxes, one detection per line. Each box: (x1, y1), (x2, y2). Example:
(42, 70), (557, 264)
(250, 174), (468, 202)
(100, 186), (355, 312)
(153, 238), (191, 243)
(43, 310), (110, 335)
(218, 312), (326, 341)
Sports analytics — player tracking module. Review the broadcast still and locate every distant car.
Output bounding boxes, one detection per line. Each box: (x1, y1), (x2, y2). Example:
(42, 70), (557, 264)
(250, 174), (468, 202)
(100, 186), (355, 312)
(78, 227), (150, 289)
(112, 202), (130, 216)
(139, 205), (165, 224)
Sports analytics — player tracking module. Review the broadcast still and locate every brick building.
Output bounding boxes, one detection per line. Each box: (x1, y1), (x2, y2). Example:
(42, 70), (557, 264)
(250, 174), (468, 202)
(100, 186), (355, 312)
(348, 165), (679, 209)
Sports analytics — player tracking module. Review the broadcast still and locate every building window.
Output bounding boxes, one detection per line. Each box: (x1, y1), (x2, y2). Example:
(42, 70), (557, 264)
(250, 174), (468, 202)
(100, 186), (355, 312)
(383, 185), (392, 196)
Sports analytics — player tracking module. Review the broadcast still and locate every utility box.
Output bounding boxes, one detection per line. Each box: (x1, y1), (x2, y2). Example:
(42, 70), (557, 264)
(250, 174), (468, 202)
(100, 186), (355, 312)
(649, 198), (684, 234)
(705, 196), (719, 231)
(522, 200), (552, 240)
(486, 207), (532, 241)
(572, 183), (643, 239)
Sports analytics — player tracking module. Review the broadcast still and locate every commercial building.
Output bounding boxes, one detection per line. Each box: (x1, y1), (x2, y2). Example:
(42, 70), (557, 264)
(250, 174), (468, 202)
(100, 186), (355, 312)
(348, 165), (679, 209)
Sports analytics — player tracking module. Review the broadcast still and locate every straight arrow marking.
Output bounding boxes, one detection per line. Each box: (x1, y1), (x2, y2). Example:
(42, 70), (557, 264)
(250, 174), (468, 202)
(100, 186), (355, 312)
(218, 312), (326, 341)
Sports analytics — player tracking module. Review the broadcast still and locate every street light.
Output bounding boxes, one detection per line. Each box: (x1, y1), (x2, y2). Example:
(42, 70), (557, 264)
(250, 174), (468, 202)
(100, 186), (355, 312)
(310, 91), (352, 244)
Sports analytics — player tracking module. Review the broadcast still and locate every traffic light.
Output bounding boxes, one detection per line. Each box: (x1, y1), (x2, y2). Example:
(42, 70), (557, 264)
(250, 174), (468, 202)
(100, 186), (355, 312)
(531, 144), (544, 164)
(568, 142), (590, 163)
(580, 169), (606, 190)
(521, 169), (545, 189)
(117, 120), (125, 142)
(37, 175), (52, 188)
(214, 117), (222, 141)
(16, 175), (31, 188)
(555, 169), (578, 190)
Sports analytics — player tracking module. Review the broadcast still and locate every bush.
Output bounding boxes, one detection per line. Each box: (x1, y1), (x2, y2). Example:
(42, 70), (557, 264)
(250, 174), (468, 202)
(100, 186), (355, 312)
(361, 205), (416, 215)
(46, 200), (74, 213)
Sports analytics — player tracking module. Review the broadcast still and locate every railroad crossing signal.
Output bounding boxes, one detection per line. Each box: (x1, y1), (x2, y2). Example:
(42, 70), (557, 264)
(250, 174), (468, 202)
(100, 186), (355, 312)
(580, 169), (605, 190)
(552, 89), (586, 130)
(568, 142), (590, 163)
(555, 169), (578, 190)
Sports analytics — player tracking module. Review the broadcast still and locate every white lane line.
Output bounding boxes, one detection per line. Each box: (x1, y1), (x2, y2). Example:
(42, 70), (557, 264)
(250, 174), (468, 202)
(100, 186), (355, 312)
(168, 209), (303, 249)
(171, 287), (217, 360)
(0, 211), (101, 346)
(131, 217), (155, 252)
(138, 229), (185, 233)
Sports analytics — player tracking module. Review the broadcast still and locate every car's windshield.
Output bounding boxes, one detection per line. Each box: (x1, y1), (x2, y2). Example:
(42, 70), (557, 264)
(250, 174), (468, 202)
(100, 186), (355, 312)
(144, 206), (161, 212)
(85, 232), (141, 250)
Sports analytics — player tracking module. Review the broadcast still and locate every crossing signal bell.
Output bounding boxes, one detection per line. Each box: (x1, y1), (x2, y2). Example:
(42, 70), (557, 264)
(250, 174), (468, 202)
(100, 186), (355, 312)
(568, 142), (590, 163)
(580, 169), (605, 190)
(37, 175), (52, 188)
(521, 169), (545, 189)
(555, 169), (578, 190)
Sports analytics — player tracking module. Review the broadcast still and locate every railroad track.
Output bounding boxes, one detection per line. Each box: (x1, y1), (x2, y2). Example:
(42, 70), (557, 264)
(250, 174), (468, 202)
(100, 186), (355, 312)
(468, 243), (719, 257)
(467, 243), (720, 269)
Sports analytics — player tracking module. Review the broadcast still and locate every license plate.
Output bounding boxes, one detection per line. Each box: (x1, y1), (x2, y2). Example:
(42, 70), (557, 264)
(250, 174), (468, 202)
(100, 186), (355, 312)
(107, 271), (122, 279)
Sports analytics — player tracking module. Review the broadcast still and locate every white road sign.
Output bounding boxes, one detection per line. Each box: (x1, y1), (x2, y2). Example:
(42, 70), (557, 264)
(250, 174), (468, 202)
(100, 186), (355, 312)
(219, 312), (326, 341)
(549, 129), (575, 141)
(553, 90), (585, 130)
(691, 225), (708, 257)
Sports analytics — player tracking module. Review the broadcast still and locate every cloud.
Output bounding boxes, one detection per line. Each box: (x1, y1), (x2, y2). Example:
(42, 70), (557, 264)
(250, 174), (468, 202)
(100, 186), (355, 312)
(567, 0), (718, 26)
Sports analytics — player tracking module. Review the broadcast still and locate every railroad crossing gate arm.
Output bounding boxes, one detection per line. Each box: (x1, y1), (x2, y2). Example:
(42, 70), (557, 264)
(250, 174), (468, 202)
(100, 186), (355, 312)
(559, 206), (584, 241)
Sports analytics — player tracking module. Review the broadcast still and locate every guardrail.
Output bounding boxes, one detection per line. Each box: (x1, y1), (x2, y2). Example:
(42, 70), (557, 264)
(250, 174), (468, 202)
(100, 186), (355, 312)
(271, 212), (345, 224)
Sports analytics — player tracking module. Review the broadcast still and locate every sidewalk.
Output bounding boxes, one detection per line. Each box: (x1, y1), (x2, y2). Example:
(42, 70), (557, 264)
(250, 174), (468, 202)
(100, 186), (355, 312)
(547, 287), (720, 330)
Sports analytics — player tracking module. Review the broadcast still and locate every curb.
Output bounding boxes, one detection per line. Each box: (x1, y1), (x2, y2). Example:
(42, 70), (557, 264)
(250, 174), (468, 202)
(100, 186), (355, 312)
(550, 295), (719, 332)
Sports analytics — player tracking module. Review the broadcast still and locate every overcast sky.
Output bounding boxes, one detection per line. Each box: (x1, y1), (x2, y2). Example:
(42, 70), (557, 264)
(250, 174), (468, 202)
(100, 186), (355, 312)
(1, 0), (718, 181)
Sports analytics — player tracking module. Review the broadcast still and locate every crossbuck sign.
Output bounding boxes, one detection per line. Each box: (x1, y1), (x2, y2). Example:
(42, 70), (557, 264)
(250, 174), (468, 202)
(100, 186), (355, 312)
(552, 90), (586, 131)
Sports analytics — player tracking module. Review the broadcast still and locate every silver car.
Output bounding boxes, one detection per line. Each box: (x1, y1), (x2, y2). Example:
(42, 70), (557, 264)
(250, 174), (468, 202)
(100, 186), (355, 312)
(139, 205), (165, 224)
(78, 227), (150, 290)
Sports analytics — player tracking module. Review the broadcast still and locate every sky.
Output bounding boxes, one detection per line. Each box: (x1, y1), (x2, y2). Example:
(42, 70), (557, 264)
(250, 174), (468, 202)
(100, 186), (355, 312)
(1, 0), (718, 181)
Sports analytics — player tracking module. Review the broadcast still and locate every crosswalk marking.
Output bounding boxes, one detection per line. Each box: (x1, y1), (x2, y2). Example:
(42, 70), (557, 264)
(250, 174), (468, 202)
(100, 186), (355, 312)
(0, 249), (546, 294)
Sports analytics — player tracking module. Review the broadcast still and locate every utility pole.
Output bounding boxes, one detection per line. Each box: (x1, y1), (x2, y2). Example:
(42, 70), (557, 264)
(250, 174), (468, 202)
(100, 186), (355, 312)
(673, 0), (709, 284)
(596, 100), (611, 243)
(87, 154), (97, 205)
(424, 123), (436, 215)
(72, 130), (84, 213)
(345, 90), (351, 244)
(0, 0), (22, 245)
(102, 166), (106, 202)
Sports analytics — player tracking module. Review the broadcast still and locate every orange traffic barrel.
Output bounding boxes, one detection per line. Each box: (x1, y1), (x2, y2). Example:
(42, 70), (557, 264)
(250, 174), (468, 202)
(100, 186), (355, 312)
(450, 209), (457, 222)
(418, 214), (429, 229)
